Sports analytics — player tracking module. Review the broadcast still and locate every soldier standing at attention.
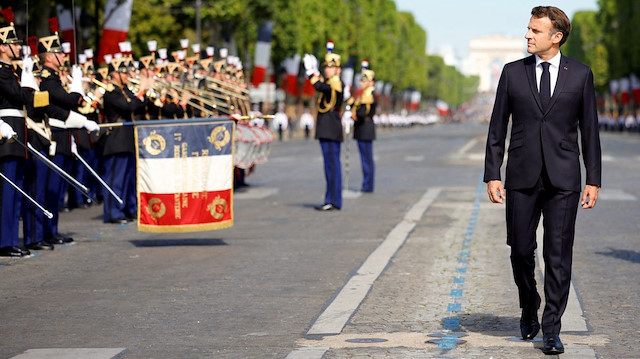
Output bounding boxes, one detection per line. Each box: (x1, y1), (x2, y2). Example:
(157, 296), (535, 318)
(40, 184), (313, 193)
(304, 41), (345, 211)
(101, 57), (145, 224)
(351, 60), (377, 193)
(0, 10), (50, 257)
(38, 25), (99, 245)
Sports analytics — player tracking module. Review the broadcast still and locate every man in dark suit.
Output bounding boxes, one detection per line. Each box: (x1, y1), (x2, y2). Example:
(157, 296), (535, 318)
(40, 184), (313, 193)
(483, 6), (601, 355)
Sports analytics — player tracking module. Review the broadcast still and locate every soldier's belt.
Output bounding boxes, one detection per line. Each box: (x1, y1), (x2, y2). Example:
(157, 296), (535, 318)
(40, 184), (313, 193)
(0, 109), (25, 118)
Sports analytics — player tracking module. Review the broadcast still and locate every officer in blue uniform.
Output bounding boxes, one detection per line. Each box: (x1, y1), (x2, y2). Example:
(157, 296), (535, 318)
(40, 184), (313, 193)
(304, 41), (344, 211)
(0, 15), (50, 257)
(352, 62), (377, 192)
(101, 57), (145, 224)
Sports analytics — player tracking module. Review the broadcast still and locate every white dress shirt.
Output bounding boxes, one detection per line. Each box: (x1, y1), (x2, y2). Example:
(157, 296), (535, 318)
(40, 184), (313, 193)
(535, 52), (561, 97)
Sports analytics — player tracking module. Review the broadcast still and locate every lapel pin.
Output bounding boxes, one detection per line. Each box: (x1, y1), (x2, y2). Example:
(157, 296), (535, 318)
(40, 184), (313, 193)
(563, 66), (568, 70)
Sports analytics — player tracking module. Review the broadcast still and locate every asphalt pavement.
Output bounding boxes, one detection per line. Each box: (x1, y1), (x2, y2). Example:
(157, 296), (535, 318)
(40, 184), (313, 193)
(1, 123), (638, 359)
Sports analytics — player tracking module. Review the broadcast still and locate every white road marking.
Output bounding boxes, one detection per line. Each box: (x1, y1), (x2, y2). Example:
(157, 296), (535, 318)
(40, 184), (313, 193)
(456, 138), (478, 156)
(284, 347), (330, 359)
(10, 348), (126, 359)
(306, 188), (441, 335)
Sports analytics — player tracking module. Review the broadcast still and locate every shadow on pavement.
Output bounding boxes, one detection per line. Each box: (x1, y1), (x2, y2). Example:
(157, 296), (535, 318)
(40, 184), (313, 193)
(595, 248), (640, 264)
(129, 238), (228, 247)
(450, 313), (519, 335)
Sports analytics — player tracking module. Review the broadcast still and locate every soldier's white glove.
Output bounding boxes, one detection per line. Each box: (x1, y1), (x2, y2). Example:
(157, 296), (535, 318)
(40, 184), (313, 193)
(69, 65), (85, 97)
(20, 56), (39, 91)
(342, 110), (354, 135)
(0, 120), (17, 139)
(303, 54), (318, 77)
(65, 110), (88, 129)
(83, 120), (100, 132)
(343, 85), (351, 100)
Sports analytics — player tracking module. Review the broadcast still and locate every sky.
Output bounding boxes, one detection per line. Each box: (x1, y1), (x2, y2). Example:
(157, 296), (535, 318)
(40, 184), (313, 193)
(394, 0), (599, 59)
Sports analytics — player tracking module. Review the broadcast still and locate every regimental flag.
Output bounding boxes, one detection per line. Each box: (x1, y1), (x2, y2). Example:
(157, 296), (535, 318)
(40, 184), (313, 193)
(135, 121), (235, 232)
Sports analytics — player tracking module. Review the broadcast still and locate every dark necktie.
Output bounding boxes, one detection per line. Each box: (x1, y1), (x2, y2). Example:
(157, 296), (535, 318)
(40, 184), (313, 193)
(540, 62), (551, 111)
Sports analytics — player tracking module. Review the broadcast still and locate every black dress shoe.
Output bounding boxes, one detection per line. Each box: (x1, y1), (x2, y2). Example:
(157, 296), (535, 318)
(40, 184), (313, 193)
(542, 333), (564, 355)
(44, 236), (65, 245)
(520, 308), (540, 340)
(520, 294), (541, 340)
(314, 203), (340, 211)
(56, 234), (74, 243)
(109, 218), (128, 224)
(26, 241), (55, 251)
(45, 234), (74, 244)
(0, 246), (26, 257)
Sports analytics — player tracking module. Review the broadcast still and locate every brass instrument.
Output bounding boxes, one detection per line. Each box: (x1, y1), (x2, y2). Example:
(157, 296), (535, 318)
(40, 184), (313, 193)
(155, 79), (232, 115)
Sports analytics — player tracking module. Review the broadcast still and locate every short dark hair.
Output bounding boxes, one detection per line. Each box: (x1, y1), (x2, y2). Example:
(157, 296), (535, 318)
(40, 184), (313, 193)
(531, 6), (571, 47)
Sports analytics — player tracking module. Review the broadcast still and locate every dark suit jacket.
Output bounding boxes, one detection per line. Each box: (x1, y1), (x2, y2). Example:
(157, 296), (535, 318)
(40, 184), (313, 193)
(484, 54), (601, 192)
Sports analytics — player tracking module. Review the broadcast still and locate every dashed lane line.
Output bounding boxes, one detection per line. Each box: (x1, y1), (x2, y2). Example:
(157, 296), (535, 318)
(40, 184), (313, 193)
(10, 348), (126, 359)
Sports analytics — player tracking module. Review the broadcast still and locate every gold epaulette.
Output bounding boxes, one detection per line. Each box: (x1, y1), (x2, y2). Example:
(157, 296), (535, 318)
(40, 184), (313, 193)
(33, 91), (49, 108)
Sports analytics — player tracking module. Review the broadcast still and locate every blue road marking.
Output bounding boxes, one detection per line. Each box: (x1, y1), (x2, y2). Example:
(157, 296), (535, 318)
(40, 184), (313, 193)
(450, 289), (463, 297)
(447, 303), (462, 312)
(453, 277), (464, 284)
(443, 317), (460, 330)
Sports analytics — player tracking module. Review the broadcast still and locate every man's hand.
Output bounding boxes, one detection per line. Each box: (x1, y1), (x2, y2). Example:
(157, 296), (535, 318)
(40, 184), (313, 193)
(487, 180), (505, 204)
(581, 184), (599, 209)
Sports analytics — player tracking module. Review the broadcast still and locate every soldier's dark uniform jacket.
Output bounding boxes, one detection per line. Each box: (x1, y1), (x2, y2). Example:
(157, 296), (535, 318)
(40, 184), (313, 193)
(101, 83), (144, 156)
(311, 74), (343, 142)
(353, 86), (376, 141)
(0, 61), (41, 158)
(38, 66), (83, 156)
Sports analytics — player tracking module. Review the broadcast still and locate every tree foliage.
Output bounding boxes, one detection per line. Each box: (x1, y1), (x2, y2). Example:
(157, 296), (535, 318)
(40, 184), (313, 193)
(564, 0), (640, 92)
(7, 0), (478, 107)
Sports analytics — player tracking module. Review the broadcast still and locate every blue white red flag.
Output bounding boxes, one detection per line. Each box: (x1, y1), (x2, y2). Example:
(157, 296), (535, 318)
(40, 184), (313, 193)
(135, 120), (235, 232)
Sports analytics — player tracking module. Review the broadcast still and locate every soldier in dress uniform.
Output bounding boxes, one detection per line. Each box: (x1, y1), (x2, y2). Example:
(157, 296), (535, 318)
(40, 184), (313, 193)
(22, 37), (55, 252)
(68, 51), (103, 209)
(303, 41), (344, 211)
(38, 25), (100, 245)
(0, 10), (50, 257)
(101, 56), (145, 224)
(352, 60), (377, 192)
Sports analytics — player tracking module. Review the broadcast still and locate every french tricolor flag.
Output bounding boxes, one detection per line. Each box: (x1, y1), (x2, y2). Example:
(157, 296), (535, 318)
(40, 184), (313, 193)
(251, 21), (274, 88)
(619, 77), (630, 105)
(56, 5), (76, 63)
(631, 74), (640, 104)
(97, 0), (133, 64)
(283, 54), (300, 96)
